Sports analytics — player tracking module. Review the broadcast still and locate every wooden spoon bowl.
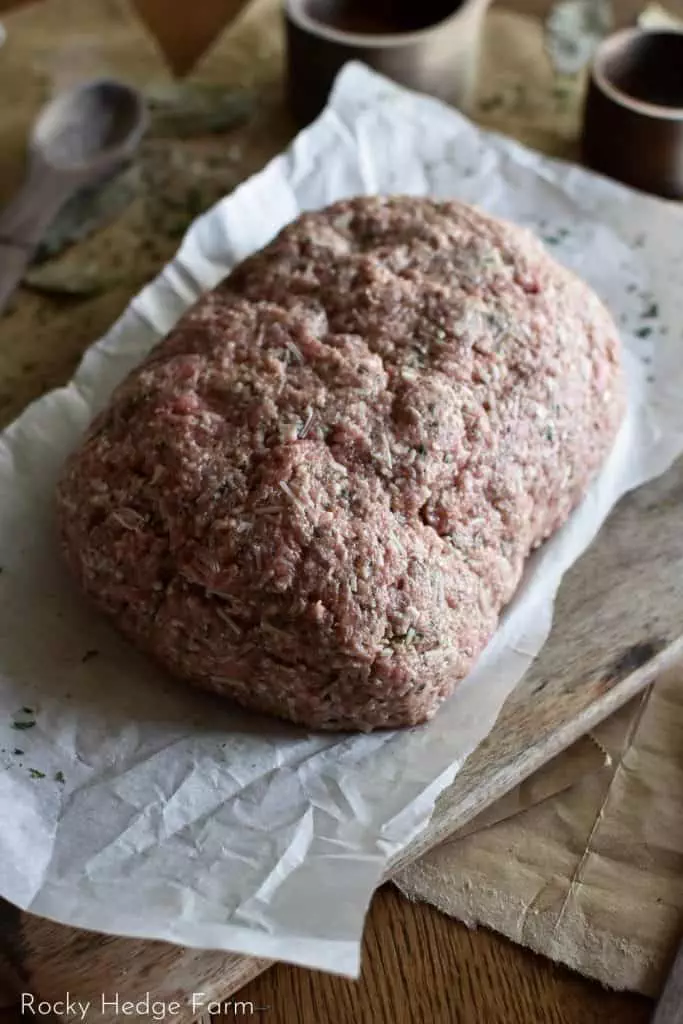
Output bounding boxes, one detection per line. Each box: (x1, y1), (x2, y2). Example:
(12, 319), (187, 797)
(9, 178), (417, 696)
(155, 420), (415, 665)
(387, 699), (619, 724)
(0, 79), (147, 315)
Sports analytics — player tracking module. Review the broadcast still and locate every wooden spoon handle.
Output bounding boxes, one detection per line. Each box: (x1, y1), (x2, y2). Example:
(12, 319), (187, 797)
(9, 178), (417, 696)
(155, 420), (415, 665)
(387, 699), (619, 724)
(0, 242), (34, 317)
(0, 170), (74, 315)
(0, 165), (73, 247)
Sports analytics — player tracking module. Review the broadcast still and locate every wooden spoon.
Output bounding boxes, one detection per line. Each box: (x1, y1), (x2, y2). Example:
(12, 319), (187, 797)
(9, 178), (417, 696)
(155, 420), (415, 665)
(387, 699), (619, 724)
(0, 78), (147, 314)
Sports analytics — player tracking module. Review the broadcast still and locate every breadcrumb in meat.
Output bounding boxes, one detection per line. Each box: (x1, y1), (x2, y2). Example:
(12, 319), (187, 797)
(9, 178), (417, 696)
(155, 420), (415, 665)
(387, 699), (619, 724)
(56, 196), (625, 731)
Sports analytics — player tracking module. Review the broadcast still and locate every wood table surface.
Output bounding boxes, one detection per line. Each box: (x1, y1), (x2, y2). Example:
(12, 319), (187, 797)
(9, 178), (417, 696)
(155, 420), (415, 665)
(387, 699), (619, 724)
(0, 887), (654, 1024)
(0, 0), (676, 1021)
(0, 887), (651, 1024)
(228, 887), (654, 1024)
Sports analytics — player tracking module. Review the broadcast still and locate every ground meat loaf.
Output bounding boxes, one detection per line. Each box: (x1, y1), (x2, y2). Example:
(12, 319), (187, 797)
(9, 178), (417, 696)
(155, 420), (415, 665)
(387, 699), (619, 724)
(56, 196), (625, 731)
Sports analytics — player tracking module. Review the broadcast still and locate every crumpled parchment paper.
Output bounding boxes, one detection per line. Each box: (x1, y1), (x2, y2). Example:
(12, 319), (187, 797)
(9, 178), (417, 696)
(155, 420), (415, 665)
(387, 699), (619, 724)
(1, 63), (682, 977)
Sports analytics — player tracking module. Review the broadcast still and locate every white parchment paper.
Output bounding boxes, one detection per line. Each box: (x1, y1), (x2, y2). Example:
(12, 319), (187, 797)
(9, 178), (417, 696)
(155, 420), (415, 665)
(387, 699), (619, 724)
(1, 64), (683, 976)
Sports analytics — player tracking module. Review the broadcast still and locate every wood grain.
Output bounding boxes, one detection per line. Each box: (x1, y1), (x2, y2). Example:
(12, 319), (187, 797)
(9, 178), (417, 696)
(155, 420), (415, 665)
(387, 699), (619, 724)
(0, 891), (657, 1024)
(232, 886), (653, 1024)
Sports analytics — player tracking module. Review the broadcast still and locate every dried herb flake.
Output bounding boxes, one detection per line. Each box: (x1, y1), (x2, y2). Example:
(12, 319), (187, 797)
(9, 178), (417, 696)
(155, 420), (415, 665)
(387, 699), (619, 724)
(479, 95), (504, 113)
(24, 263), (121, 298)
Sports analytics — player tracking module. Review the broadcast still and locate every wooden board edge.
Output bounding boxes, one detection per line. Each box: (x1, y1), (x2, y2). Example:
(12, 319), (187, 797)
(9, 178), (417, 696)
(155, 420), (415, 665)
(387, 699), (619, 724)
(389, 634), (683, 873)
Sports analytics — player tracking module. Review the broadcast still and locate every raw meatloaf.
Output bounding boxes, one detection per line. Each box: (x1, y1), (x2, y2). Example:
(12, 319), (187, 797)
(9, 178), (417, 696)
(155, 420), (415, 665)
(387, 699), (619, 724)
(57, 197), (625, 731)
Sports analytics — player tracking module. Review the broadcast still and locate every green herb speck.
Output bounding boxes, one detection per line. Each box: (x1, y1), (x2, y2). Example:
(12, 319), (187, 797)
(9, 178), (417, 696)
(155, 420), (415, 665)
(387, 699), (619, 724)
(166, 219), (189, 239)
(28, 769), (45, 780)
(636, 326), (653, 339)
(545, 425), (555, 442)
(643, 302), (659, 319)
(12, 748), (24, 756)
(12, 720), (35, 731)
(185, 186), (205, 217)
(416, 444), (427, 456)
(21, 707), (33, 715)
(479, 95), (504, 113)
(54, 770), (66, 784)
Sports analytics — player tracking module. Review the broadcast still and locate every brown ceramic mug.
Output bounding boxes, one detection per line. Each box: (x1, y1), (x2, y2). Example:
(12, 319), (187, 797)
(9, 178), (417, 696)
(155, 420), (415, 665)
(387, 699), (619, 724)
(284, 0), (491, 126)
(582, 28), (683, 199)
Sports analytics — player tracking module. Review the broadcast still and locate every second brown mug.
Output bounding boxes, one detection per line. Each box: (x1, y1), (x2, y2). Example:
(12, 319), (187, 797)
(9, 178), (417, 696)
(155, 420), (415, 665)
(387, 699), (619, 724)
(284, 0), (492, 126)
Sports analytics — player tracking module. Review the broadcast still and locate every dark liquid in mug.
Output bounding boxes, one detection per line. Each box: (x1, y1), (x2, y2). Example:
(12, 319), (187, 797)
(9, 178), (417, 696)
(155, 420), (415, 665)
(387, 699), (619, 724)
(306, 0), (461, 34)
(603, 32), (683, 108)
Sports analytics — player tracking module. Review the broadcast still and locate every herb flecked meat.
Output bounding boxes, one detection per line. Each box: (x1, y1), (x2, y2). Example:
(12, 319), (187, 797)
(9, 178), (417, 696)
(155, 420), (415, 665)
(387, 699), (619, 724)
(57, 197), (625, 730)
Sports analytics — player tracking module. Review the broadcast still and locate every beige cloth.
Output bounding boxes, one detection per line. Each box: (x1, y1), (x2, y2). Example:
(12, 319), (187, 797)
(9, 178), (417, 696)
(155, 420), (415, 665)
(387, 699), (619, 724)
(451, 733), (609, 840)
(396, 667), (683, 996)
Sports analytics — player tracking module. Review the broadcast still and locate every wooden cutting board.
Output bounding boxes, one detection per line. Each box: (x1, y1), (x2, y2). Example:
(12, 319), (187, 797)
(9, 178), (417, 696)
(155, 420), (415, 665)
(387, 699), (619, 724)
(1, 445), (682, 1022)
